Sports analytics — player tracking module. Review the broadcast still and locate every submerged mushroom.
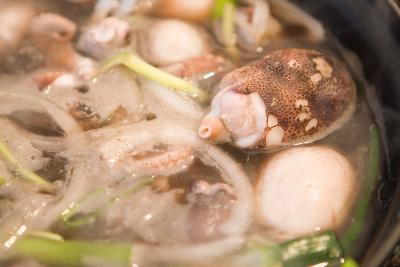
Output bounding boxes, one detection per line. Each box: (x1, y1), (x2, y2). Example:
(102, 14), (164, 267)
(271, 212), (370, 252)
(198, 48), (357, 149)
(255, 146), (356, 238)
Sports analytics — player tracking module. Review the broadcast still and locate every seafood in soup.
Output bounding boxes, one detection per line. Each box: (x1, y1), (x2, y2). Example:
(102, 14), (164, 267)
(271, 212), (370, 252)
(0, 1), (380, 267)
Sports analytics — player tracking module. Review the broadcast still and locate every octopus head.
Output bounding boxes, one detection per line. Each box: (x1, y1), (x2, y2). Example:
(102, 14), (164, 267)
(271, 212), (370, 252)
(200, 48), (357, 149)
(198, 78), (267, 148)
(30, 13), (77, 42)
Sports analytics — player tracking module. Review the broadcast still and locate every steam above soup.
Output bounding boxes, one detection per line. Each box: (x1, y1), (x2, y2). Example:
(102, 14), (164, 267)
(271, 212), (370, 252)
(0, 1), (379, 267)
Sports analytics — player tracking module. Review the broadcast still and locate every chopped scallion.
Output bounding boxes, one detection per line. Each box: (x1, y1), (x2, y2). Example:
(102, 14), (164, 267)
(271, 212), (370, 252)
(0, 138), (54, 192)
(341, 125), (380, 252)
(27, 231), (64, 242)
(101, 52), (208, 102)
(61, 177), (154, 228)
(212, 0), (237, 20)
(0, 176), (7, 186)
(14, 237), (132, 267)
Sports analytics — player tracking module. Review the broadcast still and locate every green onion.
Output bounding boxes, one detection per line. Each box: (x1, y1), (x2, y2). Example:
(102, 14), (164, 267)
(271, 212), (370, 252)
(212, 0), (237, 19)
(221, 1), (237, 47)
(14, 232), (346, 267)
(213, 0), (239, 60)
(239, 240), (283, 267)
(0, 138), (54, 192)
(100, 52), (207, 102)
(0, 176), (7, 186)
(61, 177), (154, 228)
(61, 188), (106, 227)
(14, 237), (132, 267)
(341, 125), (380, 252)
(279, 231), (343, 267)
(27, 231), (64, 242)
(111, 176), (154, 202)
(342, 258), (359, 267)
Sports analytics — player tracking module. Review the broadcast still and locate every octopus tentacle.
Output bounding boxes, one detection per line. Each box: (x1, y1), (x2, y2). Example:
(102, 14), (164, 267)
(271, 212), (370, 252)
(122, 146), (195, 176)
(192, 180), (235, 197)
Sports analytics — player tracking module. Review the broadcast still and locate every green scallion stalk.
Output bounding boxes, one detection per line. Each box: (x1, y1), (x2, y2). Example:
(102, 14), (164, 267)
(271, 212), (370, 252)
(242, 240), (283, 267)
(212, 0), (237, 19)
(27, 231), (64, 242)
(100, 52), (207, 102)
(61, 177), (154, 228)
(111, 176), (154, 202)
(212, 0), (239, 60)
(342, 258), (359, 267)
(221, 231), (344, 267)
(0, 138), (54, 191)
(341, 125), (380, 252)
(14, 237), (132, 267)
(61, 188), (106, 227)
(0, 176), (7, 186)
(279, 231), (343, 267)
(221, 1), (237, 48)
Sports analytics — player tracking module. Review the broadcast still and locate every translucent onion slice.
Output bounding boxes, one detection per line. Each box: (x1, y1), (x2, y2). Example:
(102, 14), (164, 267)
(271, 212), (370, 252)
(269, 0), (325, 42)
(0, 92), (82, 135)
(134, 235), (246, 264)
(142, 80), (204, 120)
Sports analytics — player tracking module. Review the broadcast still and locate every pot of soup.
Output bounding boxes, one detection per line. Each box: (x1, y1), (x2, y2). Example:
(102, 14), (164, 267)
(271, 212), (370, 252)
(0, 1), (398, 267)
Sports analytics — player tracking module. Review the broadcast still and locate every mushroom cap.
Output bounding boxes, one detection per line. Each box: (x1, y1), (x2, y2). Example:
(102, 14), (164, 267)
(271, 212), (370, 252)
(140, 19), (209, 66)
(152, 0), (214, 22)
(256, 145), (356, 237)
(219, 48), (357, 147)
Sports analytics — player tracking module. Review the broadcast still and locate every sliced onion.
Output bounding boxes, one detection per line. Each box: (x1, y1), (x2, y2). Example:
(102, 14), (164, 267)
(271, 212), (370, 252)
(196, 142), (253, 236)
(96, 120), (199, 165)
(96, 121), (253, 236)
(134, 235), (245, 264)
(0, 92), (82, 135)
(235, 0), (271, 50)
(142, 80), (204, 121)
(31, 151), (104, 230)
(269, 0), (325, 42)
(28, 135), (65, 153)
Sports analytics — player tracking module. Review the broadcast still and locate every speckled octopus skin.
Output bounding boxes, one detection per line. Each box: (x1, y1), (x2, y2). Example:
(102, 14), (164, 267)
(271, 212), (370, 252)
(220, 48), (357, 147)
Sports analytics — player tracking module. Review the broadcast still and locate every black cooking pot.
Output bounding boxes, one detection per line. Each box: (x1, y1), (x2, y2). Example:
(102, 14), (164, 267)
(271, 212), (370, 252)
(290, 1), (400, 266)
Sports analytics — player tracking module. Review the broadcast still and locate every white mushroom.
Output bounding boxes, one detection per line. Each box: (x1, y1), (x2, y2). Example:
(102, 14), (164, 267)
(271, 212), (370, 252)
(256, 146), (356, 238)
(139, 19), (210, 66)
